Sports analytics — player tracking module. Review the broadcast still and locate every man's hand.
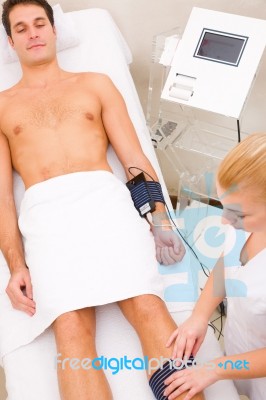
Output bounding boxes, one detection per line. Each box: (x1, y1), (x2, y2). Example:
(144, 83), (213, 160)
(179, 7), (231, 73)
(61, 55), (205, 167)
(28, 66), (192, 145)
(151, 225), (186, 265)
(6, 266), (36, 316)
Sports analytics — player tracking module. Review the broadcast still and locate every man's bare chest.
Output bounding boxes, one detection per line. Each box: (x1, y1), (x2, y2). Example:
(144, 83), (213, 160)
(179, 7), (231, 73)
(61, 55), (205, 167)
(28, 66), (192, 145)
(1, 90), (100, 137)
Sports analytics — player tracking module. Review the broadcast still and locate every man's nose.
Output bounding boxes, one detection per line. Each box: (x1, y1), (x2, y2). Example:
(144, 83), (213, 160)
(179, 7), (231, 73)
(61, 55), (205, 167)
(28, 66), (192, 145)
(28, 28), (39, 39)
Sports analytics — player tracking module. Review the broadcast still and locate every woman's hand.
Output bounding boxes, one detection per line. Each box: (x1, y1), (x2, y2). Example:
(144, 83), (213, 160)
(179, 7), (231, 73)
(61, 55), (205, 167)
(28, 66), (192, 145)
(166, 313), (209, 360)
(164, 363), (218, 400)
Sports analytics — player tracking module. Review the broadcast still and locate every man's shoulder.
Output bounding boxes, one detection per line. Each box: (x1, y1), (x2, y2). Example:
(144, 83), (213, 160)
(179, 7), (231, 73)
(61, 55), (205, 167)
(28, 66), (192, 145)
(77, 71), (113, 85)
(0, 88), (9, 100)
(0, 83), (20, 108)
(0, 85), (17, 102)
(0, 89), (9, 115)
(81, 73), (118, 98)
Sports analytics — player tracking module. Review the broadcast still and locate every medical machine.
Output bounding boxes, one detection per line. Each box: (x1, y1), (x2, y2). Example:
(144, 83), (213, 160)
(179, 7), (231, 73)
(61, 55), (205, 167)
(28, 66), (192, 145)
(147, 7), (266, 202)
(161, 7), (266, 118)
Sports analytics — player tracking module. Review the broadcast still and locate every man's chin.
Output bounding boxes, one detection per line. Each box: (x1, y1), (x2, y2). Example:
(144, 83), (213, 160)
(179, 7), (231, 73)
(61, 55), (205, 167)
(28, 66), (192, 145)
(25, 56), (54, 67)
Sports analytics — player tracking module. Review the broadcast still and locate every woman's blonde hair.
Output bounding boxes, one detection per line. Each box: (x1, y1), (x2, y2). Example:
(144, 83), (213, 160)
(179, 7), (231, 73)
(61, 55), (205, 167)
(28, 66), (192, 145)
(217, 132), (266, 201)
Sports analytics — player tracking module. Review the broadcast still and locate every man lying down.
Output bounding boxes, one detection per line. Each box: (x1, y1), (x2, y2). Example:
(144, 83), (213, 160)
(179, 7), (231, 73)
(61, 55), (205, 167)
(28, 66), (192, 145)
(0, 1), (205, 399)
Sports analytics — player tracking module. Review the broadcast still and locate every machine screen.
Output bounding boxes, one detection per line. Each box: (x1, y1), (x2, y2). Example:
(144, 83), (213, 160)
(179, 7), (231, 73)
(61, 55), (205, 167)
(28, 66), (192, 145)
(194, 29), (248, 66)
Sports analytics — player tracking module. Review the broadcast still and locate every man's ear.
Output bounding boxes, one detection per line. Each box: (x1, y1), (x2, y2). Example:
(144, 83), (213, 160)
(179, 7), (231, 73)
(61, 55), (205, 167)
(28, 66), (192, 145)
(8, 36), (14, 48)
(53, 25), (57, 36)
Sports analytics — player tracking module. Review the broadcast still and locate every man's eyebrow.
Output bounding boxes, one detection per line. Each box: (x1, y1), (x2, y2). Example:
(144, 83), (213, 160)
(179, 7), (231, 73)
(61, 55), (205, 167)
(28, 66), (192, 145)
(13, 17), (46, 29)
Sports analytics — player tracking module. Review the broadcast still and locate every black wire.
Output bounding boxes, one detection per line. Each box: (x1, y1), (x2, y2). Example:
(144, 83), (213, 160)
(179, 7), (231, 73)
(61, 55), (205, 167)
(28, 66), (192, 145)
(217, 317), (224, 340)
(128, 167), (226, 340)
(208, 315), (224, 340)
(128, 166), (155, 181)
(210, 315), (222, 324)
(237, 119), (241, 143)
(128, 166), (226, 338)
(217, 301), (225, 340)
(165, 203), (210, 277)
(208, 321), (217, 334)
(208, 301), (225, 340)
(127, 166), (210, 277)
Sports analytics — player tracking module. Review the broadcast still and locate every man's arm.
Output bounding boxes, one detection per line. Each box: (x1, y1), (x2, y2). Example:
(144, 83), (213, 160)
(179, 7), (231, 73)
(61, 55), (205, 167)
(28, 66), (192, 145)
(96, 74), (185, 264)
(99, 77), (165, 204)
(0, 129), (35, 315)
(97, 74), (169, 219)
(0, 131), (25, 272)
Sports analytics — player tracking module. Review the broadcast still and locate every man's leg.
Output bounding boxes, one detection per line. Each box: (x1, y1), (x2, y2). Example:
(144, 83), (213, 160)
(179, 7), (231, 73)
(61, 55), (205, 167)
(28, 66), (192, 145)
(52, 307), (113, 400)
(118, 295), (204, 400)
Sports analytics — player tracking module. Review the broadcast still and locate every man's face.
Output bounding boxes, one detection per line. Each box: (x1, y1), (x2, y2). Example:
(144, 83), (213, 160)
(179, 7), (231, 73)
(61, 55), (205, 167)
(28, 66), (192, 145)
(8, 3), (56, 66)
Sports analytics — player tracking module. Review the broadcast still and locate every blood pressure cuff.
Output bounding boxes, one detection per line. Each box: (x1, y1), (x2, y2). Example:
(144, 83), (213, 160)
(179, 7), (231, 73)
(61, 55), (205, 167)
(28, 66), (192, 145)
(126, 172), (165, 217)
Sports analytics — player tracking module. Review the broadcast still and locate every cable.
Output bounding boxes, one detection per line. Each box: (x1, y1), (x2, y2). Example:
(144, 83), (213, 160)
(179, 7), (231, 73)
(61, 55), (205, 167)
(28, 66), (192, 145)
(128, 168), (229, 338)
(128, 167), (226, 336)
(217, 301), (225, 340)
(207, 301), (225, 341)
(237, 119), (241, 143)
(165, 202), (210, 277)
(208, 316), (224, 340)
(127, 166), (210, 278)
(208, 321), (217, 335)
(128, 166), (155, 181)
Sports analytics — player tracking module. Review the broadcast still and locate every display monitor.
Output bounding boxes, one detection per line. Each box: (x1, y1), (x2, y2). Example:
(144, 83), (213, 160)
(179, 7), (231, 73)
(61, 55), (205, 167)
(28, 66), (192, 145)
(194, 29), (248, 66)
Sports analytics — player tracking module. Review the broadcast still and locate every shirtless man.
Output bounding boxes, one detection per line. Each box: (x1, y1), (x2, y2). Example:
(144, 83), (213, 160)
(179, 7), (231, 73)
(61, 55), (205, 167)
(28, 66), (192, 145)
(0, 1), (204, 399)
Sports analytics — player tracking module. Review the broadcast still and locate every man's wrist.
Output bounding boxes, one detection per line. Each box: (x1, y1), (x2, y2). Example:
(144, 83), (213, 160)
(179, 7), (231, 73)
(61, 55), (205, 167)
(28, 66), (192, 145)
(151, 209), (171, 226)
(6, 249), (27, 273)
(9, 263), (28, 274)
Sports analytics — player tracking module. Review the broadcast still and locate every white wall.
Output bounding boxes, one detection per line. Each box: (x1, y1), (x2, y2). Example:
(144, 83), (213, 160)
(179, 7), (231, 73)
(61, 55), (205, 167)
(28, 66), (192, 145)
(1, 0), (265, 128)
(0, 1), (265, 397)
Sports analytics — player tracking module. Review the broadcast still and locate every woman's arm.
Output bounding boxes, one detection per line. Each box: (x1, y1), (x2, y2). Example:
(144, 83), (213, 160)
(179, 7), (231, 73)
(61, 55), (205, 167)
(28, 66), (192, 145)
(164, 348), (266, 400)
(215, 348), (266, 380)
(167, 257), (225, 359)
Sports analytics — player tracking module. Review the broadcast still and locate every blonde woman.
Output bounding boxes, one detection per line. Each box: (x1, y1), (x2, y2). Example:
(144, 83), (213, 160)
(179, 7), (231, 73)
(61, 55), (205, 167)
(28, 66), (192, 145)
(164, 132), (266, 400)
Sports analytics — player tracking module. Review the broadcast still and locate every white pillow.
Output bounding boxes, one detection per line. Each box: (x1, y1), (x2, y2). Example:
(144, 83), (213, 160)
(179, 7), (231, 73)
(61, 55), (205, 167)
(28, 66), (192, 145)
(0, 3), (80, 64)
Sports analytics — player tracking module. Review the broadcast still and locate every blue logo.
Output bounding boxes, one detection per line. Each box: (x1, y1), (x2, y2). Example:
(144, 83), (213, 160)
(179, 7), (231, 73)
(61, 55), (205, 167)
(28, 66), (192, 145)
(158, 173), (247, 303)
(218, 360), (250, 370)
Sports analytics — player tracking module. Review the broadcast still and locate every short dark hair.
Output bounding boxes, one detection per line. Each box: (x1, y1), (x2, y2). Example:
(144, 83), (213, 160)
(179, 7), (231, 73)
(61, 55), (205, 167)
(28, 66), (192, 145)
(2, 0), (54, 37)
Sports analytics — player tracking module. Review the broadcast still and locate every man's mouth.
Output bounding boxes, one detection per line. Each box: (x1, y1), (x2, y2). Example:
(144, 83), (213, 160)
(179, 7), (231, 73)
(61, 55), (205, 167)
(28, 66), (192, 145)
(28, 43), (45, 50)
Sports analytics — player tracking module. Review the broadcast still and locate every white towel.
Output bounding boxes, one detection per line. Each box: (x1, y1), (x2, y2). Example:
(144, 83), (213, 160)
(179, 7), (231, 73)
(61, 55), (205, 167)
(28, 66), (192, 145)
(2, 171), (162, 359)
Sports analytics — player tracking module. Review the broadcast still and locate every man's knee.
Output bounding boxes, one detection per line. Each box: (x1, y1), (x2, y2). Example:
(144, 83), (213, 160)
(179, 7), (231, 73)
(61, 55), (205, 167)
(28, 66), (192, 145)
(52, 308), (95, 340)
(120, 294), (166, 323)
